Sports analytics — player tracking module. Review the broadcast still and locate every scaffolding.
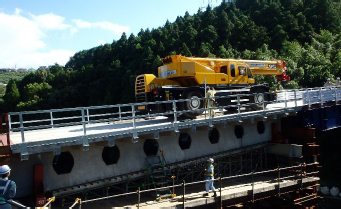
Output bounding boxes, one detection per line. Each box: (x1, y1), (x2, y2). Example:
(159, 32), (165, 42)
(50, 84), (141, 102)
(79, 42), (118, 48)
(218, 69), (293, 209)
(46, 145), (266, 207)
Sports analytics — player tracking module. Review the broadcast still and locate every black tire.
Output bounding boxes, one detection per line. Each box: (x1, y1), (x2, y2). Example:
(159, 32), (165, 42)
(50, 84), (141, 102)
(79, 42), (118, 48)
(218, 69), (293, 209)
(250, 88), (267, 110)
(225, 106), (238, 111)
(181, 91), (204, 118)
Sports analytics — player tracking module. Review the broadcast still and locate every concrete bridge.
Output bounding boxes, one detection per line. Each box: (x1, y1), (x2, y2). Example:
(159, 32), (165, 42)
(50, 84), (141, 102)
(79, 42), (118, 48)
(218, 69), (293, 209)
(0, 87), (339, 206)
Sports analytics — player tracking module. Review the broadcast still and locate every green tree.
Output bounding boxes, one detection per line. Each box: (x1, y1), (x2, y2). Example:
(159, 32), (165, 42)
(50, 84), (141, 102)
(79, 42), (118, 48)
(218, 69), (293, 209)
(178, 43), (192, 56)
(3, 79), (20, 111)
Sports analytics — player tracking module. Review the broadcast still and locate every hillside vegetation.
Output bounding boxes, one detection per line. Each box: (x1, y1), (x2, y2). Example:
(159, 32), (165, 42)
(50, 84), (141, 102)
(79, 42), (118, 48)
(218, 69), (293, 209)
(0, 71), (30, 102)
(1, 0), (340, 112)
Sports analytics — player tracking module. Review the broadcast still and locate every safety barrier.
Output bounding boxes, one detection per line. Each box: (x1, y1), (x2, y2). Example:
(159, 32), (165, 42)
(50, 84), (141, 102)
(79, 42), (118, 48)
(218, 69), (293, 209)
(7, 87), (341, 144)
(68, 162), (319, 208)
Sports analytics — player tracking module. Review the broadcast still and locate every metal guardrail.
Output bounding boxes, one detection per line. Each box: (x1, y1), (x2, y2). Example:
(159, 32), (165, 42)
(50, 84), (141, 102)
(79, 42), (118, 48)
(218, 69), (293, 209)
(6, 87), (341, 144)
(68, 162), (319, 208)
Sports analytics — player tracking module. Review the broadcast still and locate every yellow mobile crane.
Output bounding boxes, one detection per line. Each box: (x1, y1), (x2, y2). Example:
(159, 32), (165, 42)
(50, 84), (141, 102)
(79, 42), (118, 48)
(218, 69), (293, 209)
(135, 55), (290, 118)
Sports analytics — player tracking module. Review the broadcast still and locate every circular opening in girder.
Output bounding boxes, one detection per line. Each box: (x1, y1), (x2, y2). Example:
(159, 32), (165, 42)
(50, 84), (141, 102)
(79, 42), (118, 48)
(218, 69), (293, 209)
(257, 121), (265, 134)
(53, 151), (74, 175)
(209, 128), (220, 144)
(179, 133), (191, 150)
(102, 146), (120, 165)
(143, 139), (159, 156)
(235, 125), (244, 139)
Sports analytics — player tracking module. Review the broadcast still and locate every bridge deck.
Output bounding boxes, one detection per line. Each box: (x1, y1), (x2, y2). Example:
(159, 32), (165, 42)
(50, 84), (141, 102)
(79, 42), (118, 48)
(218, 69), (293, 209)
(8, 87), (341, 158)
(9, 101), (301, 156)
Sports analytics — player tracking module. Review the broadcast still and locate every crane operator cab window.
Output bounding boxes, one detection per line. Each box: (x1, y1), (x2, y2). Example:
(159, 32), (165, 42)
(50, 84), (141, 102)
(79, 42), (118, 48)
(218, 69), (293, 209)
(247, 67), (253, 79)
(238, 66), (247, 76)
(221, 66), (227, 75)
(230, 65), (235, 77)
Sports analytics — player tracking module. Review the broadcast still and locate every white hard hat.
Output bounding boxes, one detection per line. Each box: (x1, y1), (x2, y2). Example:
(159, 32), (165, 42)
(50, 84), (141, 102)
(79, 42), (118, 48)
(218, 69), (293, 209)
(0, 165), (11, 175)
(337, 77), (340, 80)
(327, 78), (330, 81)
(207, 158), (214, 163)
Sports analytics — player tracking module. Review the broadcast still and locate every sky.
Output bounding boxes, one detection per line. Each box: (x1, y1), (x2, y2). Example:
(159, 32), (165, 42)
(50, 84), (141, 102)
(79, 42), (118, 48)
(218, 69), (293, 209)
(0, 0), (223, 69)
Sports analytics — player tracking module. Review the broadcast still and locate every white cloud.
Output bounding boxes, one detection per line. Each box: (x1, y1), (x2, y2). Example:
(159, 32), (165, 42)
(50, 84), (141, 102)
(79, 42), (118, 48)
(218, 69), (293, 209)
(0, 10), (74, 69)
(73, 19), (92, 28)
(72, 19), (129, 36)
(31, 13), (70, 30)
(19, 50), (75, 68)
(0, 12), (45, 53)
(0, 9), (129, 69)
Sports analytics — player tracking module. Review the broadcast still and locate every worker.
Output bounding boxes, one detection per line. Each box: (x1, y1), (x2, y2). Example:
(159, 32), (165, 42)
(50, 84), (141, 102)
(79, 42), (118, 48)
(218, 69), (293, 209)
(324, 78), (334, 88)
(335, 77), (341, 87)
(203, 158), (217, 197)
(206, 87), (216, 117)
(0, 165), (16, 209)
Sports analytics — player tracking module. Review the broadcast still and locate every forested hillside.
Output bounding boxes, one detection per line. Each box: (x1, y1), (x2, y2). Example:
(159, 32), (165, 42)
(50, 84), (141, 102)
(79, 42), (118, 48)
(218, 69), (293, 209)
(1, 0), (340, 112)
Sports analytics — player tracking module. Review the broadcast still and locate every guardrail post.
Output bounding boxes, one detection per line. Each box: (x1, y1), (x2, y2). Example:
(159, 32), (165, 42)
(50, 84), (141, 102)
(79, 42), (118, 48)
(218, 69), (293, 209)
(251, 171), (255, 203)
(319, 88), (323, 107)
(220, 175), (222, 208)
(86, 108), (90, 122)
(306, 89), (311, 109)
(132, 104), (136, 129)
(50, 111), (54, 128)
(137, 187), (140, 209)
(284, 91), (287, 110)
(81, 108), (86, 135)
(8, 114), (11, 133)
(19, 113), (25, 143)
(119, 106), (122, 121)
(182, 180), (185, 208)
(334, 88), (338, 105)
(277, 166), (280, 196)
(237, 95), (240, 115)
(173, 101), (178, 123)
(294, 89), (297, 107)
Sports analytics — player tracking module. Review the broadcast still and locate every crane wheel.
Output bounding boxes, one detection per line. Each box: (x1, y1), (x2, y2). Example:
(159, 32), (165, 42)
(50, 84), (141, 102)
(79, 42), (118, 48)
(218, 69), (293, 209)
(250, 88), (267, 110)
(182, 91), (204, 118)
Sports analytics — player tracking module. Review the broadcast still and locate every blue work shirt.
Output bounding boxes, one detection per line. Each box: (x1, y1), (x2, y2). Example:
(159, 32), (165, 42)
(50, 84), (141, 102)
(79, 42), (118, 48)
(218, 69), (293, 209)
(0, 178), (16, 209)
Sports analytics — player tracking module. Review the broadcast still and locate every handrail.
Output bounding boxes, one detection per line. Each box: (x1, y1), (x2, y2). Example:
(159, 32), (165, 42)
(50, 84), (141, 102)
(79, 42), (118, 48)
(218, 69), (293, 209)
(5, 199), (26, 208)
(43, 196), (55, 208)
(69, 162), (319, 208)
(7, 87), (341, 144)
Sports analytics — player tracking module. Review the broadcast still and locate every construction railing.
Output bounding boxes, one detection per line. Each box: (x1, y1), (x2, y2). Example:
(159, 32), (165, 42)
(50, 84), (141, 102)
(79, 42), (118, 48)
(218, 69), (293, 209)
(68, 162), (319, 208)
(7, 87), (341, 144)
(42, 196), (55, 208)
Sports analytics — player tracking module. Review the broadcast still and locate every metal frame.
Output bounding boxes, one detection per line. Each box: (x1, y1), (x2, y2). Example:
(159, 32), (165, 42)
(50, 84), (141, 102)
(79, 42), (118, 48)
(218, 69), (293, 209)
(67, 162), (319, 208)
